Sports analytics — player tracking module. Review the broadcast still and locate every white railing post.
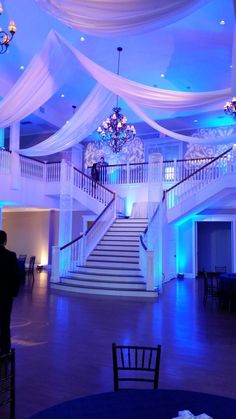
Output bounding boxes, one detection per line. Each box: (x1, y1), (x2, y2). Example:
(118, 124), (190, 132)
(126, 162), (130, 184)
(51, 246), (60, 283)
(148, 153), (163, 220)
(146, 250), (154, 291)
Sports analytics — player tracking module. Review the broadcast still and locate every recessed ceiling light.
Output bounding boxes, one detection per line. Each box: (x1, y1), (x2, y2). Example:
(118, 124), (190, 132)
(160, 73), (165, 78)
(60, 93), (65, 98)
(20, 65), (24, 70)
(230, 64), (233, 68)
(66, 120), (70, 124)
(220, 20), (225, 25)
(80, 36), (85, 42)
(194, 119), (198, 123)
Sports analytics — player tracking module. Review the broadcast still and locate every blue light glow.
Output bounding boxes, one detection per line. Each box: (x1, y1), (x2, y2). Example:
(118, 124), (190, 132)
(0, 201), (20, 206)
(125, 198), (133, 216)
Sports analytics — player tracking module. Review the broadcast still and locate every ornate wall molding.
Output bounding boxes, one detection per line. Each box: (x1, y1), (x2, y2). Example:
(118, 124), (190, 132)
(84, 137), (144, 168)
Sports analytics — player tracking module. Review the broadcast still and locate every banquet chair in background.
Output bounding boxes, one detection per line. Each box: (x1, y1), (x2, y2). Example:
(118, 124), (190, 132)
(203, 271), (220, 305)
(0, 349), (15, 419)
(215, 265), (227, 274)
(26, 256), (36, 275)
(112, 343), (161, 391)
(18, 254), (27, 263)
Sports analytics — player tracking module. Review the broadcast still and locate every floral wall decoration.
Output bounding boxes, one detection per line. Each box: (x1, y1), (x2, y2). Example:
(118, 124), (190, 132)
(184, 127), (235, 160)
(84, 137), (144, 168)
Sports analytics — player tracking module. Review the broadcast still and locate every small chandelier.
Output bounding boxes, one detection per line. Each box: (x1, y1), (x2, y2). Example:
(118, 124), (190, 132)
(97, 47), (136, 153)
(0, 2), (16, 54)
(224, 97), (236, 119)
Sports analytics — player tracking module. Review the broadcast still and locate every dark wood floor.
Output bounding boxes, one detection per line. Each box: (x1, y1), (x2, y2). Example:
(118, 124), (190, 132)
(9, 272), (236, 418)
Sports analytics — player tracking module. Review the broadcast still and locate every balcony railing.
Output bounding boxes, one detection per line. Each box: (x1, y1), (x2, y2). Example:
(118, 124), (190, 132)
(86, 157), (216, 185)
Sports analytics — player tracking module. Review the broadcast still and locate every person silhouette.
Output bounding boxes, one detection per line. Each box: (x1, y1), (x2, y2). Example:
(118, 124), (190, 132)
(97, 157), (108, 183)
(0, 230), (20, 354)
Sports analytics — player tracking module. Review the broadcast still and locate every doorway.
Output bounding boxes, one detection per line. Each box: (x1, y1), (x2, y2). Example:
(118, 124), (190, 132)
(197, 221), (232, 273)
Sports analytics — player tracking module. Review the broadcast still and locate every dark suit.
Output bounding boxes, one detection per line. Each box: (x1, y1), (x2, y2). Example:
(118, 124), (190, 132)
(0, 245), (20, 354)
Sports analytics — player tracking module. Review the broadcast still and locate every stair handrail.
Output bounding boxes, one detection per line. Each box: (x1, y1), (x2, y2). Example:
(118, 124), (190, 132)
(58, 169), (117, 277)
(165, 147), (233, 210)
(73, 166), (115, 193)
(166, 147), (232, 194)
(139, 147), (233, 291)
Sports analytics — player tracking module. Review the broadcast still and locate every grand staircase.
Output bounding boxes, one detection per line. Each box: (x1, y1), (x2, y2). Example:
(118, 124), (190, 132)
(52, 218), (158, 298)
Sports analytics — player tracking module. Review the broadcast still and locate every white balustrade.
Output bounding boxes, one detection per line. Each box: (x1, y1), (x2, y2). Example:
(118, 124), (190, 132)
(83, 197), (116, 261)
(46, 162), (61, 182)
(0, 149), (11, 174)
(73, 167), (113, 205)
(20, 155), (45, 179)
(166, 149), (234, 210)
(85, 158), (215, 186)
(59, 234), (84, 277)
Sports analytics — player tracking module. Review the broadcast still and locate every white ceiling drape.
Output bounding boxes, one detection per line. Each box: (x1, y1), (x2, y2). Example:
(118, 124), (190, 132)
(0, 30), (233, 155)
(0, 32), (73, 128)
(34, 0), (210, 36)
(126, 100), (236, 144)
(22, 84), (113, 156)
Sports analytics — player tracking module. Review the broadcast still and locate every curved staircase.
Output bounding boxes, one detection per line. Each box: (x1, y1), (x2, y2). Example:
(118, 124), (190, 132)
(52, 218), (158, 298)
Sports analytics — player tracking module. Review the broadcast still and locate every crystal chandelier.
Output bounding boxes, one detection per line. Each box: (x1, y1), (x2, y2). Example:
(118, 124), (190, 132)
(224, 97), (236, 119)
(97, 47), (136, 153)
(0, 2), (16, 54)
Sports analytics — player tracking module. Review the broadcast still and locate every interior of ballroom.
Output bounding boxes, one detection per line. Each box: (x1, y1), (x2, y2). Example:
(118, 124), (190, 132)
(1, 2), (236, 417)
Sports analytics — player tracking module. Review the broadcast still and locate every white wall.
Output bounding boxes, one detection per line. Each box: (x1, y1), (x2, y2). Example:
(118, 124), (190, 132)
(2, 210), (59, 266)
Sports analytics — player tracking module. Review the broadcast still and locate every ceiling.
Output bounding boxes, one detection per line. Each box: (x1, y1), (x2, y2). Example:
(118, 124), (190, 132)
(0, 0), (235, 145)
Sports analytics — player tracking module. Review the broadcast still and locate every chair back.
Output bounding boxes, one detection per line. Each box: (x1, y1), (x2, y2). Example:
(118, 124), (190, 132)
(28, 256), (36, 271)
(0, 349), (15, 419)
(112, 343), (161, 391)
(203, 271), (220, 305)
(215, 265), (226, 274)
(18, 254), (27, 263)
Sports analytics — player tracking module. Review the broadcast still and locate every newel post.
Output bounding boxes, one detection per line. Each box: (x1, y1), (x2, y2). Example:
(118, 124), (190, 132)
(51, 246), (60, 283)
(9, 122), (21, 190)
(146, 250), (154, 290)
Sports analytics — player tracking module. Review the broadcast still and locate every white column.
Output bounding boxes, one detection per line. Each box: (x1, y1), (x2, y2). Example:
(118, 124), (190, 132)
(9, 122), (21, 190)
(148, 153), (163, 220)
(51, 246), (60, 283)
(58, 159), (73, 247)
(0, 129), (4, 148)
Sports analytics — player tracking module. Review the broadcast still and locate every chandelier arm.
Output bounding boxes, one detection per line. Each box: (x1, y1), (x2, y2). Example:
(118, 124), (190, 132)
(97, 46), (136, 153)
(0, 3), (16, 54)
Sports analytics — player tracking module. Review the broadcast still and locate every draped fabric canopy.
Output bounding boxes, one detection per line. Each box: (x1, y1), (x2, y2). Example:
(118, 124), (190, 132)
(22, 84), (113, 156)
(0, 30), (234, 156)
(34, 0), (210, 36)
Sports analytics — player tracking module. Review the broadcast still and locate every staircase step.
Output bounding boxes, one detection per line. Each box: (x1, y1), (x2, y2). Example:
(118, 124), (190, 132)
(75, 266), (142, 275)
(61, 277), (146, 290)
(85, 260), (140, 268)
(109, 226), (146, 231)
(96, 242), (139, 248)
(56, 217), (154, 300)
(105, 231), (141, 237)
(101, 237), (139, 243)
(51, 282), (158, 299)
(88, 255), (139, 262)
(91, 250), (139, 256)
(68, 271), (144, 282)
(115, 218), (148, 223)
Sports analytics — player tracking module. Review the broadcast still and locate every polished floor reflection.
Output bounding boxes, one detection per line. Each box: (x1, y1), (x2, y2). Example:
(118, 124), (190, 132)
(11, 272), (236, 418)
